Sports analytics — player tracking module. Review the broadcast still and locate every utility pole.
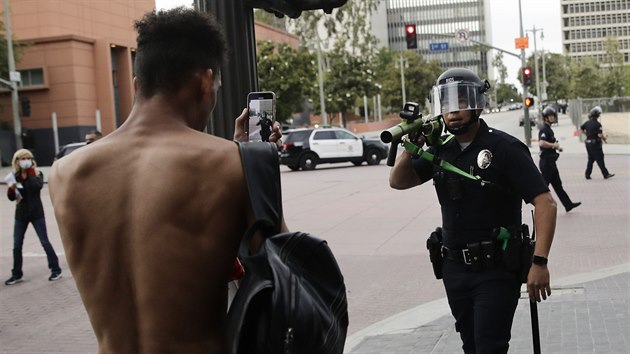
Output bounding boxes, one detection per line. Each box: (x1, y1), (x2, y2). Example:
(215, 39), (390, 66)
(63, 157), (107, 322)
(526, 26), (543, 111)
(518, 0), (531, 146)
(316, 38), (327, 126)
(541, 49), (548, 101)
(398, 55), (407, 105)
(4, 0), (22, 149)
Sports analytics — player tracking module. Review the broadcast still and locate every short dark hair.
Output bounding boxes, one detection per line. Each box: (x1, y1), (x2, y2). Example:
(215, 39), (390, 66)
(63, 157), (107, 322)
(86, 130), (102, 137)
(133, 7), (227, 98)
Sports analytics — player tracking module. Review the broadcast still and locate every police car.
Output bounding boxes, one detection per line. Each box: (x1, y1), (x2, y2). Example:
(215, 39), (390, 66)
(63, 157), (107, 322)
(280, 127), (389, 171)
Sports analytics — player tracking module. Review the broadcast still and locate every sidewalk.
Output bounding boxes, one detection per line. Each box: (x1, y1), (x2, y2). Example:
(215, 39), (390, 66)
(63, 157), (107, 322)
(346, 265), (630, 353)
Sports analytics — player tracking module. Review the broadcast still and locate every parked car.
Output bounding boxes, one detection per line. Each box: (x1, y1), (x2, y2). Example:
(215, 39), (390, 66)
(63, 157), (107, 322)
(55, 142), (86, 160)
(519, 112), (538, 127)
(280, 127), (389, 171)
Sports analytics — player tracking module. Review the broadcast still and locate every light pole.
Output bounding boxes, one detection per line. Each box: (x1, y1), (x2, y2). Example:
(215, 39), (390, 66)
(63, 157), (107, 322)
(526, 26), (544, 111)
(518, 0), (532, 146)
(4, 0), (22, 149)
(397, 55), (408, 105)
(541, 49), (548, 102)
(315, 39), (327, 126)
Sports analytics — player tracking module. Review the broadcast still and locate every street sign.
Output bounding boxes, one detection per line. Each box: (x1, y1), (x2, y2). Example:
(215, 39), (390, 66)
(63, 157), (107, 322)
(515, 37), (529, 49)
(10, 71), (21, 82)
(456, 29), (470, 44)
(429, 42), (449, 51)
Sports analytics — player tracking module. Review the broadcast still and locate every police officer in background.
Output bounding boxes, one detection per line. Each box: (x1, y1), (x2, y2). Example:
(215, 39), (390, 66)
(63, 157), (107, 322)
(389, 68), (558, 353)
(538, 106), (582, 212)
(580, 106), (614, 180)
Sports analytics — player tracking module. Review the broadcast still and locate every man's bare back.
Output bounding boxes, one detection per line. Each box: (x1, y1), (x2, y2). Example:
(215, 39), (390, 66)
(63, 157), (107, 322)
(50, 111), (249, 352)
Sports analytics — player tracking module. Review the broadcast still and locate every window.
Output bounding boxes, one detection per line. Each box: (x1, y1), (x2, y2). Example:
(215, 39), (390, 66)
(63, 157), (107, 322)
(334, 130), (357, 140)
(17, 68), (44, 87)
(313, 131), (336, 140)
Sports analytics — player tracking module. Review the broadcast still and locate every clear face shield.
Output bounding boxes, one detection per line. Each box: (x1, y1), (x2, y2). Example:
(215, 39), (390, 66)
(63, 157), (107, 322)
(429, 82), (486, 117)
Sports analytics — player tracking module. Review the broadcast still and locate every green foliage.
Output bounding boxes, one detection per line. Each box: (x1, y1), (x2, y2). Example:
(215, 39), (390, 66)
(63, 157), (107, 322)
(570, 57), (603, 98)
(253, 9), (287, 31)
(0, 17), (26, 81)
(540, 53), (571, 100)
(375, 49), (442, 114)
(496, 83), (520, 104)
(256, 40), (317, 122)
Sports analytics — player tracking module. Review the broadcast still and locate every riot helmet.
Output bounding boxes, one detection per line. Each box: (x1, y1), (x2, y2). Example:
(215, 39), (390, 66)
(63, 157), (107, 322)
(589, 106), (602, 119)
(542, 106), (557, 122)
(429, 68), (490, 135)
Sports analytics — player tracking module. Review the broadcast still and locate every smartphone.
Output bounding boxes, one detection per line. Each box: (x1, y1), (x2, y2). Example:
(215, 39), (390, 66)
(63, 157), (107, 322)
(247, 91), (276, 142)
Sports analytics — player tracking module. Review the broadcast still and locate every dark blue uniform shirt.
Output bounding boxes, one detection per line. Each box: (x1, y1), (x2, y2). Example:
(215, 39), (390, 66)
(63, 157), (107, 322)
(580, 119), (602, 141)
(411, 119), (549, 249)
(538, 124), (558, 158)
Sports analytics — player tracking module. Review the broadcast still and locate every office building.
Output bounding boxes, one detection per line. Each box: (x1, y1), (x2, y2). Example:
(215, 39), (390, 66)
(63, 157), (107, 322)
(372, 0), (493, 79)
(561, 0), (630, 65)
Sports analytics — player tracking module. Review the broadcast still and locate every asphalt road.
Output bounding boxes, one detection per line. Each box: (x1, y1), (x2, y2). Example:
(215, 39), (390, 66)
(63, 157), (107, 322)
(1, 109), (628, 352)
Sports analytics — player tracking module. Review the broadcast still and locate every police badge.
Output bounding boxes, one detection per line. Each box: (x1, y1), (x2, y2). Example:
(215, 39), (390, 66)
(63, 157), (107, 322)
(477, 149), (492, 169)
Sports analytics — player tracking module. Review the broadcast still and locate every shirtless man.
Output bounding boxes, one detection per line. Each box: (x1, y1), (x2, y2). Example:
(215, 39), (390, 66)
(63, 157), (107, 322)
(49, 8), (283, 354)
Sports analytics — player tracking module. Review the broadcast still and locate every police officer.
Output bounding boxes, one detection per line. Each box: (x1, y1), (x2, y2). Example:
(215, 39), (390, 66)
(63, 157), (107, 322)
(580, 106), (614, 179)
(538, 106), (582, 212)
(389, 68), (558, 353)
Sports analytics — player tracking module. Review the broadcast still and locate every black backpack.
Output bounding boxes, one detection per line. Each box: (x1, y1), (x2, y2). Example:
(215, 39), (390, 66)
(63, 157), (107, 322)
(226, 142), (349, 354)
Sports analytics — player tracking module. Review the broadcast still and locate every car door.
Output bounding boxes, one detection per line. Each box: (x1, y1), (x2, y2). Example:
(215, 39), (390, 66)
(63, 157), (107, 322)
(334, 129), (363, 158)
(311, 130), (338, 158)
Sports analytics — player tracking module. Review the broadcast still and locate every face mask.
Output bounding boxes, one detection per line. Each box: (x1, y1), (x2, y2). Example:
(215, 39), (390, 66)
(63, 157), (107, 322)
(19, 159), (32, 169)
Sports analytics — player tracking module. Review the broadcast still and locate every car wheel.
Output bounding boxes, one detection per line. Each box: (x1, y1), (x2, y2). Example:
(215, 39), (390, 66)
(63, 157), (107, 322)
(288, 165), (299, 171)
(365, 149), (381, 165)
(299, 153), (317, 171)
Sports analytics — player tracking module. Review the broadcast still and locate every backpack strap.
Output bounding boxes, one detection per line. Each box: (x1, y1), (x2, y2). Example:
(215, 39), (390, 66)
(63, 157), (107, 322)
(237, 142), (283, 258)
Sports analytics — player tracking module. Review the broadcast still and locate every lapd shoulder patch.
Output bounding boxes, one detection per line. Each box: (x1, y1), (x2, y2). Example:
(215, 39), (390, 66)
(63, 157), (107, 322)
(477, 149), (493, 169)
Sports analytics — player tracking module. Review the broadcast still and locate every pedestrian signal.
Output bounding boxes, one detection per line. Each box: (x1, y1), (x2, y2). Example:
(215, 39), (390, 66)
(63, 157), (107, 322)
(522, 67), (533, 87)
(524, 96), (534, 107)
(405, 24), (417, 49)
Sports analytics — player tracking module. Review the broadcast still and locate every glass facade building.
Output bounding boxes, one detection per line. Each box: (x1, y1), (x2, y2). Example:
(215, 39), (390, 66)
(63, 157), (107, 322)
(561, 0), (630, 65)
(373, 0), (492, 79)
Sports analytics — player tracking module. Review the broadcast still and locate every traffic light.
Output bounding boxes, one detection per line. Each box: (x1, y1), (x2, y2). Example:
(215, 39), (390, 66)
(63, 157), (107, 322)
(522, 66), (533, 87)
(405, 24), (417, 49)
(524, 96), (534, 108)
(20, 96), (30, 117)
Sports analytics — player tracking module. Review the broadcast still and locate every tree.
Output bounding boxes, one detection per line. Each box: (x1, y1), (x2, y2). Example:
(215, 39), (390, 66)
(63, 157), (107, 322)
(375, 49), (442, 115)
(570, 57), (602, 98)
(287, 0), (380, 125)
(253, 9), (287, 31)
(601, 37), (626, 97)
(256, 40), (317, 123)
(540, 53), (571, 101)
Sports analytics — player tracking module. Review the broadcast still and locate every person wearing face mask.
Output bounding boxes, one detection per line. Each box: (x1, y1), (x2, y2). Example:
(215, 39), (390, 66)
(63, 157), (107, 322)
(389, 68), (558, 353)
(5, 149), (62, 285)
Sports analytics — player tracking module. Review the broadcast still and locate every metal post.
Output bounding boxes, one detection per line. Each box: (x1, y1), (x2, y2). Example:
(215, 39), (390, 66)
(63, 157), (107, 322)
(372, 96), (376, 122)
(316, 39), (327, 126)
(377, 94), (382, 121)
(4, 0), (22, 150)
(530, 301), (542, 354)
(96, 109), (102, 132)
(51, 112), (59, 154)
(541, 50), (547, 102)
(519, 0), (531, 146)
(363, 94), (368, 123)
(399, 55), (406, 105)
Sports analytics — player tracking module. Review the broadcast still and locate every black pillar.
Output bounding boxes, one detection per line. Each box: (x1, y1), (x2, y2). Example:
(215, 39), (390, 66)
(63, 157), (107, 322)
(203, 0), (259, 139)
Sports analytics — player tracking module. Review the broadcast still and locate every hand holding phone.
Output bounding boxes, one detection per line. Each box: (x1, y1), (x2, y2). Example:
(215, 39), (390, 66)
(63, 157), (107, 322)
(247, 91), (276, 142)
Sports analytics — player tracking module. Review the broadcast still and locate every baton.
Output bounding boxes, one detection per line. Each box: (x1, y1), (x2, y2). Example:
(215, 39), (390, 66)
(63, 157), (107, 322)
(530, 301), (541, 354)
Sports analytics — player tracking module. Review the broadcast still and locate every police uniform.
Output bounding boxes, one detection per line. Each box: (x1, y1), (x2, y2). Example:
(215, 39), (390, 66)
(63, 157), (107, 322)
(412, 119), (549, 353)
(580, 118), (611, 178)
(538, 124), (578, 211)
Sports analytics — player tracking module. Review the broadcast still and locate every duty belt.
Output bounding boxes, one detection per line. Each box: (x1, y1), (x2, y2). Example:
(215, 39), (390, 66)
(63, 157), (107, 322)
(442, 246), (473, 265)
(585, 139), (600, 144)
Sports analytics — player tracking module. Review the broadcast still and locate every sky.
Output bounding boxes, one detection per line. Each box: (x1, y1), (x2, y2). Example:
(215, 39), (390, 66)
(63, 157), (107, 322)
(155, 0), (563, 90)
